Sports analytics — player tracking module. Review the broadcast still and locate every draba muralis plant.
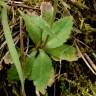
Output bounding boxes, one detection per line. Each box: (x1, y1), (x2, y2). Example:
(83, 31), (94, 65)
(5, 1), (78, 95)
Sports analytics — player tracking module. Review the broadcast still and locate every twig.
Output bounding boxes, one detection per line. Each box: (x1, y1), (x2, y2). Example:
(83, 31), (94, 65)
(20, 17), (25, 67)
(0, 33), (19, 50)
(6, 1), (34, 9)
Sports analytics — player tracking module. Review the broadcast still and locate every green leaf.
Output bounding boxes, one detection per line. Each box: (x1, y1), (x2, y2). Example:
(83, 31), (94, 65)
(20, 11), (51, 45)
(30, 14), (52, 42)
(20, 11), (41, 44)
(40, 2), (54, 25)
(23, 51), (36, 79)
(46, 16), (73, 48)
(31, 50), (52, 94)
(7, 65), (19, 81)
(1, 6), (24, 93)
(45, 44), (78, 61)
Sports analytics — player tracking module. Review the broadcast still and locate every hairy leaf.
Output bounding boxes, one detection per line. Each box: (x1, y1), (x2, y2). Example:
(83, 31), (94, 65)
(30, 14), (52, 42)
(20, 11), (41, 44)
(45, 44), (78, 61)
(46, 16), (73, 48)
(20, 11), (51, 45)
(31, 50), (52, 94)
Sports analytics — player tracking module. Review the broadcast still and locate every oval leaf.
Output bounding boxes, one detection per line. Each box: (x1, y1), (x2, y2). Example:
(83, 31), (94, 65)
(20, 11), (51, 45)
(30, 15), (52, 42)
(46, 16), (73, 48)
(20, 11), (42, 44)
(31, 50), (52, 94)
(45, 44), (78, 61)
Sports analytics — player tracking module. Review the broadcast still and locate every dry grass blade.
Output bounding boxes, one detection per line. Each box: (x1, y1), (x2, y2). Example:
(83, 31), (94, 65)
(75, 41), (96, 75)
(84, 53), (96, 73)
(1, 6), (25, 95)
